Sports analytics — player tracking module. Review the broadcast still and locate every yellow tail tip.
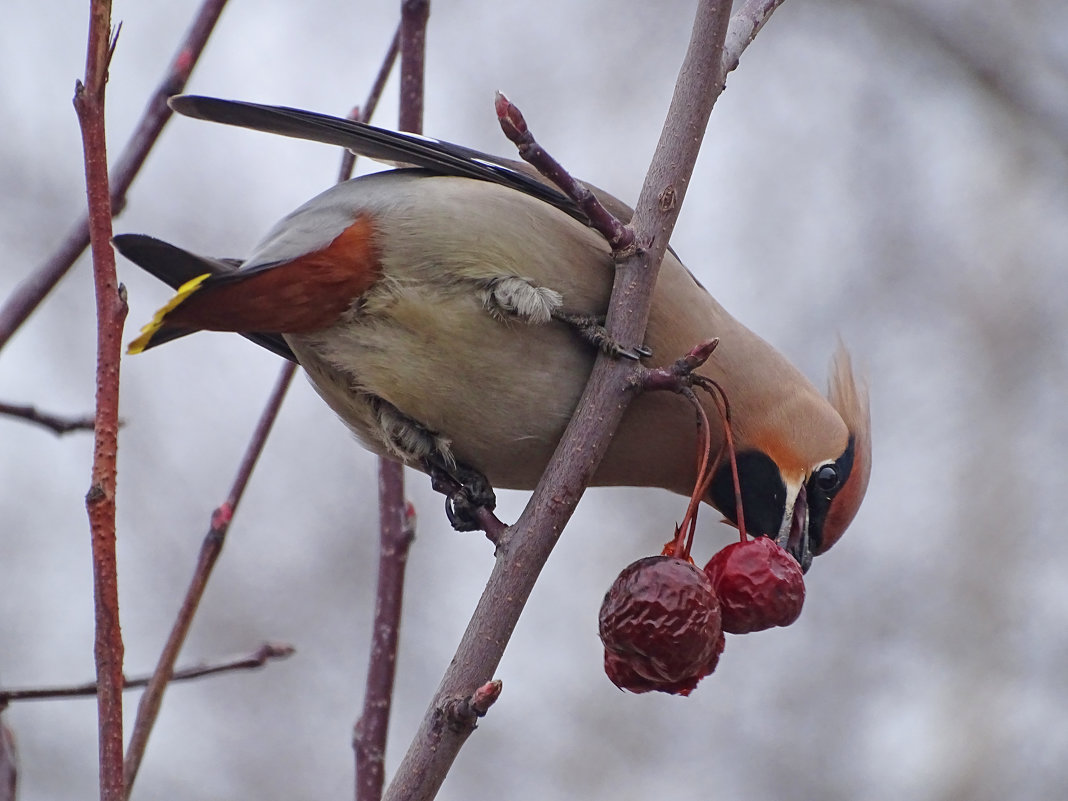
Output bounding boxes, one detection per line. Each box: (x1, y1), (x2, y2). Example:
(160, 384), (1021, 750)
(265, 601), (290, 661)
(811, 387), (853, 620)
(126, 273), (212, 354)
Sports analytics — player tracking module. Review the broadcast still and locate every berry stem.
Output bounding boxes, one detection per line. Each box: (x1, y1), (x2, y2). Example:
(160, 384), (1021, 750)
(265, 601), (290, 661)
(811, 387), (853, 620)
(697, 379), (748, 542)
(671, 387), (711, 560)
(666, 369), (749, 559)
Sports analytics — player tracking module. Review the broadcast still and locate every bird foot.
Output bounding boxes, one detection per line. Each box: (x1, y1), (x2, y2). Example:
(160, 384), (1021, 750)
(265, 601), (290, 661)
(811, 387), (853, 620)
(425, 458), (499, 534)
(552, 311), (653, 360)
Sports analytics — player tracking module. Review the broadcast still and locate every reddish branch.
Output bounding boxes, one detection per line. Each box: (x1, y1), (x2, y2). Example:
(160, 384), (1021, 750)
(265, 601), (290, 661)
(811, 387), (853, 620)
(75, 3), (126, 800)
(397, 0), (429, 135)
(495, 93), (633, 251)
(353, 488), (415, 801)
(639, 339), (721, 392)
(0, 0), (229, 353)
(382, 3), (745, 800)
(0, 401), (96, 435)
(338, 26), (401, 182)
(122, 362), (297, 798)
(0, 642), (295, 703)
(353, 7), (428, 801)
(121, 12), (393, 788)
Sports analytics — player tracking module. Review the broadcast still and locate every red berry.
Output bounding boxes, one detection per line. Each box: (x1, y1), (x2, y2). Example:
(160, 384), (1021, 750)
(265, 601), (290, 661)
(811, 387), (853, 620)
(599, 556), (725, 695)
(603, 650), (708, 696)
(703, 537), (805, 634)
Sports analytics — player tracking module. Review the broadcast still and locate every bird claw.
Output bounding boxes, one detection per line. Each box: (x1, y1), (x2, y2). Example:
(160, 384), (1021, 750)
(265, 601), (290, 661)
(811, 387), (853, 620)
(427, 458), (498, 533)
(619, 343), (654, 361)
(552, 311), (652, 361)
(444, 492), (482, 532)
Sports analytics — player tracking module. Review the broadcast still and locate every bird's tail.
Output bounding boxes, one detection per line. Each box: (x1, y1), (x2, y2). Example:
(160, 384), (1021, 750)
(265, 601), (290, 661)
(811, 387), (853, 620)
(114, 234), (295, 360)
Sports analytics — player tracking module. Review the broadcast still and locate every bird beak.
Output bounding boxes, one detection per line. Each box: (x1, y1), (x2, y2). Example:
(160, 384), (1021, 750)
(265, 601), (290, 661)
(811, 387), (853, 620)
(776, 482), (812, 573)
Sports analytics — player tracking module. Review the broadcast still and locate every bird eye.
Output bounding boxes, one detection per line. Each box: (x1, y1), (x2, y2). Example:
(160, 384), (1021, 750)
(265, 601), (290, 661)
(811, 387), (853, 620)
(814, 464), (840, 493)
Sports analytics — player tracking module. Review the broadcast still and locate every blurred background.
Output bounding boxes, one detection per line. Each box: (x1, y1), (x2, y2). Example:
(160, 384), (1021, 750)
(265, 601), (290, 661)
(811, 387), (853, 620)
(2, 0), (1066, 798)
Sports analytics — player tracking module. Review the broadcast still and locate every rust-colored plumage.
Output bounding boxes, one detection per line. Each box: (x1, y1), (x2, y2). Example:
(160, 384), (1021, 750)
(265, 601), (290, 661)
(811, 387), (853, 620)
(818, 347), (871, 554)
(133, 215), (380, 345)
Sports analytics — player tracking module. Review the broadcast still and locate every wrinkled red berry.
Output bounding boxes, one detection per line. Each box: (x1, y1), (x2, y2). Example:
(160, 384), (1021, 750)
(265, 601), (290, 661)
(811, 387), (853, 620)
(603, 650), (711, 696)
(599, 556), (725, 695)
(703, 537), (805, 634)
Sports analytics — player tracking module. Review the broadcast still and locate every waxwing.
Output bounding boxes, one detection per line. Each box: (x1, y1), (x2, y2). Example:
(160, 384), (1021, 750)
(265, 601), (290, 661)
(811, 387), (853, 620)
(116, 96), (871, 570)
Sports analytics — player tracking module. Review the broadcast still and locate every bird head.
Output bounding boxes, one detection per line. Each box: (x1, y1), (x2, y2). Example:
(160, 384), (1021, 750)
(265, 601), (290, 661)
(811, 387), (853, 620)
(707, 346), (871, 572)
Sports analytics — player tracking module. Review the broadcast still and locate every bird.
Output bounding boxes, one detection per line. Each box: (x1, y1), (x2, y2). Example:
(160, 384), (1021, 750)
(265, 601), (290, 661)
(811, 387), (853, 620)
(115, 95), (871, 571)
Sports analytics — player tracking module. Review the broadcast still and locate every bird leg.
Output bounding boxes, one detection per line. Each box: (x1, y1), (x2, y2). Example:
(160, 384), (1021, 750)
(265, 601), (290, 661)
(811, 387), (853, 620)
(369, 396), (456, 466)
(551, 310), (653, 361)
(475, 274), (650, 360)
(367, 396), (505, 539)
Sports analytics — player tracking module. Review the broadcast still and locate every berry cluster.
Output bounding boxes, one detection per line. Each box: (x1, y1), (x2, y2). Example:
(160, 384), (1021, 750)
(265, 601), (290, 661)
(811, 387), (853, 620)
(597, 373), (806, 695)
(599, 537), (804, 695)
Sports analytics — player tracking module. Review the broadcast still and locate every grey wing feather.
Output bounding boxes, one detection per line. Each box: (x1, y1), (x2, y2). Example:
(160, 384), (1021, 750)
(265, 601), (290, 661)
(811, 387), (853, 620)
(168, 95), (585, 222)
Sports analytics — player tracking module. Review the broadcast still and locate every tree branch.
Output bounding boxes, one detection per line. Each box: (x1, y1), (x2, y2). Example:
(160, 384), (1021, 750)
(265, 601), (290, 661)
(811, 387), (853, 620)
(495, 94), (632, 250)
(353, 487), (415, 801)
(338, 25), (401, 182)
(0, 401), (97, 435)
(397, 0), (429, 135)
(382, 3), (737, 799)
(75, 3), (127, 799)
(0, 0), (230, 353)
(353, 6), (428, 801)
(722, 0), (788, 74)
(0, 643), (295, 704)
(122, 362), (297, 798)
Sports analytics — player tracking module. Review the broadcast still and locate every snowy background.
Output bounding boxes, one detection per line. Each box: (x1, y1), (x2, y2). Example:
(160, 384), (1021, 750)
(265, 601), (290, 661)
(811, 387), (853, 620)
(2, 1), (1067, 799)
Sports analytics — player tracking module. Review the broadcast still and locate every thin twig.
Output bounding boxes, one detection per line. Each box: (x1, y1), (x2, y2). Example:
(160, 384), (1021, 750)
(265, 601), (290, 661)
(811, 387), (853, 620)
(495, 93), (633, 251)
(338, 25), (401, 182)
(721, 0), (788, 75)
(0, 401), (97, 435)
(365, 27), (401, 121)
(353, 8), (427, 801)
(0, 643), (295, 704)
(122, 362), (297, 798)
(638, 338), (720, 392)
(0, 0), (230, 353)
(353, 474), (415, 801)
(397, 0), (429, 135)
(75, 3), (127, 799)
(383, 3), (738, 800)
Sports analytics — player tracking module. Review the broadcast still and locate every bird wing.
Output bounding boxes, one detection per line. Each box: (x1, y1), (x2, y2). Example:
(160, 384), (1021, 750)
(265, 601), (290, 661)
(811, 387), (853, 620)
(168, 95), (584, 221)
